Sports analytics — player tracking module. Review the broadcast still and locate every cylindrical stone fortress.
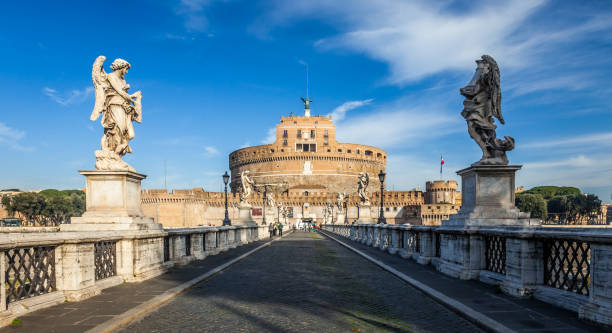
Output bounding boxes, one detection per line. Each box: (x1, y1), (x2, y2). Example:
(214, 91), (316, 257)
(229, 114), (386, 194)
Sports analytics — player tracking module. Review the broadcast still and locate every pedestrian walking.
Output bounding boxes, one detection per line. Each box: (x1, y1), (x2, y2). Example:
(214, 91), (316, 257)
(273, 223), (278, 236)
(278, 222), (283, 237)
(268, 222), (274, 238)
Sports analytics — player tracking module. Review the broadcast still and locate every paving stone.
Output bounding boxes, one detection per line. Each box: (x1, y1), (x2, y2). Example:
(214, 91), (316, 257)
(123, 232), (481, 333)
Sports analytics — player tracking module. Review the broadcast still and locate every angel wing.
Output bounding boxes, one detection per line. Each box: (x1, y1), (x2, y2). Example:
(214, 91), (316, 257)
(90, 56), (108, 121)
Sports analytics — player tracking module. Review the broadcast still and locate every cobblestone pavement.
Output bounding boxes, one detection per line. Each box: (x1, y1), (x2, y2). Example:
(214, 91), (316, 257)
(123, 231), (482, 333)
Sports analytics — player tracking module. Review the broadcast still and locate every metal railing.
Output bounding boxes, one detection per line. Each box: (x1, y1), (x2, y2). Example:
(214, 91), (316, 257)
(485, 235), (506, 275)
(544, 239), (590, 296)
(5, 246), (56, 306)
(94, 241), (117, 281)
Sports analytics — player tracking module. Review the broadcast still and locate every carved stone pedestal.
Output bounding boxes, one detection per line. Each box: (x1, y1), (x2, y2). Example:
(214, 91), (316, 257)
(238, 205), (257, 226)
(445, 165), (537, 226)
(61, 170), (162, 232)
(356, 204), (375, 224)
(336, 213), (346, 225)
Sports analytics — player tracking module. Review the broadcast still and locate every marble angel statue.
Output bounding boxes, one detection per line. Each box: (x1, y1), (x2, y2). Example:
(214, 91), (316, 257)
(240, 171), (255, 205)
(460, 55), (514, 165)
(357, 172), (370, 205)
(90, 56), (142, 171)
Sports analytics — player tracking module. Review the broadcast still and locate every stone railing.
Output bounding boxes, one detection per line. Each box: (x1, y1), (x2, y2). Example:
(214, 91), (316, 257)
(322, 224), (612, 327)
(0, 224), (269, 324)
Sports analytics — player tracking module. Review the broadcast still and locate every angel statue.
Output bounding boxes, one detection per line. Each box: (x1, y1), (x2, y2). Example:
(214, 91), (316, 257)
(90, 56), (142, 171)
(266, 192), (276, 208)
(240, 170), (255, 205)
(460, 55), (514, 165)
(357, 172), (370, 205)
(336, 192), (346, 210)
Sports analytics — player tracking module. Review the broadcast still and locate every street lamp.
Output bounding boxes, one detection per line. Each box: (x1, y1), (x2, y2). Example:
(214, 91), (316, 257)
(377, 170), (386, 224)
(222, 171), (231, 226)
(262, 186), (267, 225)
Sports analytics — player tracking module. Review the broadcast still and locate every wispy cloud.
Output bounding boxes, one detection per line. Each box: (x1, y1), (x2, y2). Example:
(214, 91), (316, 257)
(262, 127), (276, 144)
(43, 86), (93, 106)
(176, 0), (213, 32)
(329, 99), (373, 122)
(204, 145), (219, 156)
(0, 122), (31, 151)
(336, 103), (458, 148)
(522, 132), (612, 149)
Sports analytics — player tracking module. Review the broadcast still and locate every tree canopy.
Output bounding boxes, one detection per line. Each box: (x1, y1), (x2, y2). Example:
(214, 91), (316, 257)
(524, 186), (581, 200)
(515, 193), (547, 220)
(1, 190), (85, 226)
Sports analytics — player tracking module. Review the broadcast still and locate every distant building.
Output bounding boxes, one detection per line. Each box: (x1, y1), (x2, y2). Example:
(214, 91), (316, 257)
(141, 100), (461, 227)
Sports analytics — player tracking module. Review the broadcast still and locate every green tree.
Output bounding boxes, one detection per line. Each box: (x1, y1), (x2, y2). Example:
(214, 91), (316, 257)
(1, 196), (16, 217)
(515, 193), (547, 220)
(42, 196), (73, 225)
(12, 192), (46, 226)
(525, 186), (581, 200)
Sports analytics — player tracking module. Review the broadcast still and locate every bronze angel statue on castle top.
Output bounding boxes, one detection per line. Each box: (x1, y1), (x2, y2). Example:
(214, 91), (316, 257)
(460, 55), (514, 165)
(90, 55), (142, 171)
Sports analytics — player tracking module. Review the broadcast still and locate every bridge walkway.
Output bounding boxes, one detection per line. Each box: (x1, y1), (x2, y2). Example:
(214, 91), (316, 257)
(122, 231), (480, 332)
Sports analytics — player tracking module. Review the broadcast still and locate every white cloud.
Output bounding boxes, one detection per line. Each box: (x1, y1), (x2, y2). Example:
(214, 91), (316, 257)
(335, 104), (459, 148)
(254, 0), (612, 91)
(43, 86), (93, 106)
(204, 146), (219, 156)
(262, 127), (276, 144)
(329, 99), (373, 122)
(0, 122), (30, 151)
(177, 0), (212, 32)
(522, 132), (612, 149)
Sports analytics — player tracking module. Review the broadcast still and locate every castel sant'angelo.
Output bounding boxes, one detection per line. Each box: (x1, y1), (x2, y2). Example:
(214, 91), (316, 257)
(141, 100), (461, 227)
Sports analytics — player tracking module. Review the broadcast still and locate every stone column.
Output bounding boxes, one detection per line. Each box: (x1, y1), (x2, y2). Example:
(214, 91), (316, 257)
(388, 227), (400, 255)
(580, 243), (612, 326)
(57, 243), (99, 301)
(205, 230), (218, 255)
(500, 237), (540, 297)
(416, 230), (434, 265)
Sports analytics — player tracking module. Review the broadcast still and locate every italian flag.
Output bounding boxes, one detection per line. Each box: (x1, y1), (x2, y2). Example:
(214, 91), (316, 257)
(440, 155), (444, 176)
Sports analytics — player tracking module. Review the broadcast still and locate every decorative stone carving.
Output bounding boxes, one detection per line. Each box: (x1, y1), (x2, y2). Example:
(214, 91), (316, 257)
(336, 192), (345, 210)
(90, 56), (142, 171)
(240, 171), (254, 206)
(461, 55), (514, 166)
(357, 172), (370, 206)
(266, 192), (275, 209)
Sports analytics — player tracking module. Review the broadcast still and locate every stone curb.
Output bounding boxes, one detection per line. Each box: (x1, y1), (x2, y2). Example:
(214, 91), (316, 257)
(320, 231), (516, 333)
(86, 231), (292, 333)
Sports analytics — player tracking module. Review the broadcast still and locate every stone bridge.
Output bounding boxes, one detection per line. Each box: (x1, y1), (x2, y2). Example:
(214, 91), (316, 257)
(0, 225), (609, 332)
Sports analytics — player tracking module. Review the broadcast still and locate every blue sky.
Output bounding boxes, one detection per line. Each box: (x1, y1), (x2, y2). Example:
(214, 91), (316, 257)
(0, 0), (611, 203)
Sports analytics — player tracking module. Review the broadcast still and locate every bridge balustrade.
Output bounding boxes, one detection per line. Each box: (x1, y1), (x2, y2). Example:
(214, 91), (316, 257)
(0, 224), (268, 316)
(321, 224), (612, 327)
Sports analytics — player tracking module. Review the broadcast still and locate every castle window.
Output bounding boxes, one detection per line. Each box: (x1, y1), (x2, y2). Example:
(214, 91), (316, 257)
(283, 130), (288, 138)
(377, 153), (382, 158)
(347, 149), (352, 153)
(327, 149), (331, 152)
(281, 149), (284, 152)
(357, 149), (361, 154)
(297, 130), (302, 138)
(394, 207), (398, 211)
(296, 143), (303, 152)
(365, 150), (372, 156)
(270, 149), (274, 153)
(338, 149), (342, 152)
(324, 139), (328, 146)
(324, 130), (328, 138)
(386, 207), (390, 212)
(310, 129), (315, 138)
(283, 139), (287, 146)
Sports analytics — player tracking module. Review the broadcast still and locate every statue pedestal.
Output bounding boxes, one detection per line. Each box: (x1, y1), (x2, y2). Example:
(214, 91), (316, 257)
(444, 165), (537, 226)
(238, 205), (257, 226)
(356, 204), (375, 224)
(336, 213), (346, 225)
(62, 170), (162, 232)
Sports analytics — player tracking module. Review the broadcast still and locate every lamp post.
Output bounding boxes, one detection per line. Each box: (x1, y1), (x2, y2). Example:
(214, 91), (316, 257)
(377, 170), (387, 224)
(262, 186), (268, 226)
(222, 171), (231, 226)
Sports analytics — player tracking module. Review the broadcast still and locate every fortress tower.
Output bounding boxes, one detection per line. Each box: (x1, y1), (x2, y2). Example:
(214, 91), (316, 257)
(229, 101), (387, 194)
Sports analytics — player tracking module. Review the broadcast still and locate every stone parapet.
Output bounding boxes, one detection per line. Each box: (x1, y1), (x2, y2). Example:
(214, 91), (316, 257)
(0, 224), (269, 327)
(322, 223), (612, 328)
